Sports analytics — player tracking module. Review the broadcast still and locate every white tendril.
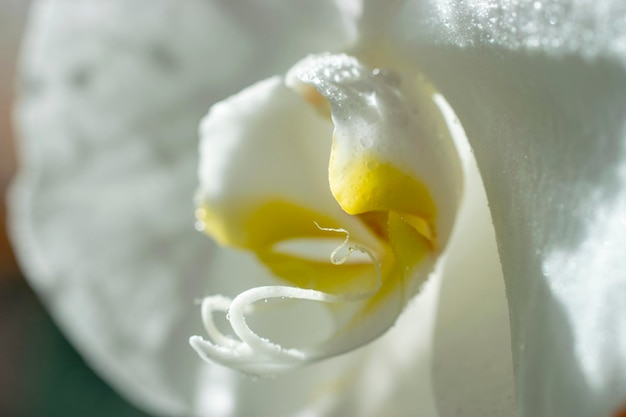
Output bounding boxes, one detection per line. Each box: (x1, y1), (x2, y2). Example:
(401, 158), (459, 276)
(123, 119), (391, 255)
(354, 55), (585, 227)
(190, 224), (382, 376)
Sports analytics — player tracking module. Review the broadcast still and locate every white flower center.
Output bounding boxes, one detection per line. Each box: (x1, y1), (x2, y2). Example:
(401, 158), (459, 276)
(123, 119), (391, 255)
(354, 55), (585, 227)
(190, 53), (463, 376)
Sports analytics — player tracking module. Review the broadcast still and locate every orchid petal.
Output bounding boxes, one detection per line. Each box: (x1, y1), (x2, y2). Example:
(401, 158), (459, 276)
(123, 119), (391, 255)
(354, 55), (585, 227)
(334, 89), (516, 417)
(10, 0), (358, 415)
(287, 53), (463, 250)
(431, 97), (516, 416)
(192, 57), (462, 375)
(375, 0), (626, 415)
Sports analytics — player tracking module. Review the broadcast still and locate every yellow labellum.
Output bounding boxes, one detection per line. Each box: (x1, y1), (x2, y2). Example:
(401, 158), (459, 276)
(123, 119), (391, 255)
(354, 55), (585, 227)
(196, 200), (342, 249)
(330, 152), (437, 228)
(196, 167), (436, 307)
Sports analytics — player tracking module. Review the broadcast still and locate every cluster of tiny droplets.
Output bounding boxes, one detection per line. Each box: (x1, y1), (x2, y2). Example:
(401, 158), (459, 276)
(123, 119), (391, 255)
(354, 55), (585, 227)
(293, 54), (405, 124)
(294, 53), (364, 105)
(403, 0), (626, 60)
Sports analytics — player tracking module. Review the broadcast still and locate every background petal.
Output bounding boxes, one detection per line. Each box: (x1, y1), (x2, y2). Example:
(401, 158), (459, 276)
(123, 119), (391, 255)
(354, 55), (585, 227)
(429, 97), (517, 416)
(374, 0), (626, 415)
(9, 0), (357, 415)
(309, 93), (515, 417)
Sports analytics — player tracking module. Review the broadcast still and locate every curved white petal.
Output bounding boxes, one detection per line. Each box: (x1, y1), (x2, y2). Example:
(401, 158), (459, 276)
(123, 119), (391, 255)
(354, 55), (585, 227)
(287, 53), (463, 250)
(192, 70), (427, 375)
(193, 69), (496, 417)
(9, 0), (358, 415)
(196, 76), (374, 250)
(431, 97), (516, 416)
(377, 0), (626, 415)
(302, 92), (514, 417)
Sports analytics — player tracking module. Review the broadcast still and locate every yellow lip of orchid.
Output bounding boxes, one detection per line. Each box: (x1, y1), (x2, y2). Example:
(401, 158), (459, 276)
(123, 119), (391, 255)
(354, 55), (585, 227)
(190, 53), (463, 376)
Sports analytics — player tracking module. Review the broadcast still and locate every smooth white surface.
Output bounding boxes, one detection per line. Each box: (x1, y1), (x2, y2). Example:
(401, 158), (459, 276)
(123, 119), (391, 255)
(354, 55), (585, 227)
(9, 0), (357, 415)
(379, 1), (626, 416)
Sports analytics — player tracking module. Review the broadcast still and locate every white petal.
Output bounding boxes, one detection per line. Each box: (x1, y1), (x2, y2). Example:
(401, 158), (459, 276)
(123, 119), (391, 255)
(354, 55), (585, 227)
(331, 90), (516, 417)
(287, 53), (463, 248)
(310, 93), (515, 417)
(431, 96), (516, 416)
(196, 76), (374, 249)
(381, 0), (626, 415)
(9, 0), (358, 415)
(193, 74), (414, 375)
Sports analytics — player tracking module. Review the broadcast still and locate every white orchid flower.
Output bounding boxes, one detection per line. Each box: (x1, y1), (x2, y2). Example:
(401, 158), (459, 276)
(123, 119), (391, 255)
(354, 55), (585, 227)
(9, 0), (626, 417)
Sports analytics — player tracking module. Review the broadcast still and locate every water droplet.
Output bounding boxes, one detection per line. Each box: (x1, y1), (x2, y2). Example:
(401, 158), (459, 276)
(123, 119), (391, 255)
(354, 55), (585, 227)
(533, 1), (542, 10)
(194, 220), (205, 231)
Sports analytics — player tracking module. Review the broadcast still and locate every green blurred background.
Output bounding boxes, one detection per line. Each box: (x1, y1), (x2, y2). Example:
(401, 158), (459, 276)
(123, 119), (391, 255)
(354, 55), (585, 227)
(0, 2), (154, 416)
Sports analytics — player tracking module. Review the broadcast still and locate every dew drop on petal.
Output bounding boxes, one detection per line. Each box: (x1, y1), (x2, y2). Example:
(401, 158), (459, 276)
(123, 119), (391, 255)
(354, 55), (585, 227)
(194, 220), (206, 231)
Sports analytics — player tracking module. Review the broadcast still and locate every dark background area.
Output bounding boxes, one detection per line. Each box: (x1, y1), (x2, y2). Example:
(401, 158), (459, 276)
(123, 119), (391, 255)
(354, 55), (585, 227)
(1, 2), (153, 416)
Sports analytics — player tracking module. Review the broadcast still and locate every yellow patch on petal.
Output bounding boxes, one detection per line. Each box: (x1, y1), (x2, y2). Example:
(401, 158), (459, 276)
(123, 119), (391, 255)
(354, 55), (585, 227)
(387, 211), (432, 269)
(258, 251), (378, 296)
(197, 199), (383, 296)
(192, 56), (463, 375)
(197, 155), (438, 313)
(197, 193), (434, 304)
(329, 150), (437, 243)
(196, 200), (342, 249)
(330, 152), (436, 222)
(362, 211), (433, 311)
(324, 150), (438, 315)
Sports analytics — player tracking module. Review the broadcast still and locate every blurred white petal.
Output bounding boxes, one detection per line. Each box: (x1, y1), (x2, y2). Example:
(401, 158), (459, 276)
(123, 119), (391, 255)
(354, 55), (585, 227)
(9, 0), (357, 415)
